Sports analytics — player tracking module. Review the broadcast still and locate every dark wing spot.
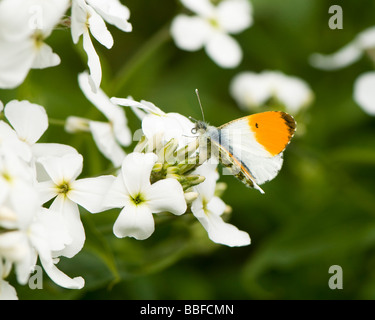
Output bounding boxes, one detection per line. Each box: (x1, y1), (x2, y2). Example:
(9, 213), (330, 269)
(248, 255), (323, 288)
(255, 123), (259, 128)
(280, 112), (296, 136)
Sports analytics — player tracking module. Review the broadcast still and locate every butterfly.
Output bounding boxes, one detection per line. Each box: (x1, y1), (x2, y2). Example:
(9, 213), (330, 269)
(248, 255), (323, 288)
(192, 91), (296, 194)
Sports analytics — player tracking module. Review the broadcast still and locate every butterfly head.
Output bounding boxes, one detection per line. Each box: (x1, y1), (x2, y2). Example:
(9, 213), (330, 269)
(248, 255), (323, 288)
(191, 120), (208, 135)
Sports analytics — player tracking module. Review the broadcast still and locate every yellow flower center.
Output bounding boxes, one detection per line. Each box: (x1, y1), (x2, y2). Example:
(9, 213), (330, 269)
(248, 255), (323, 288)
(57, 182), (71, 195)
(131, 193), (145, 206)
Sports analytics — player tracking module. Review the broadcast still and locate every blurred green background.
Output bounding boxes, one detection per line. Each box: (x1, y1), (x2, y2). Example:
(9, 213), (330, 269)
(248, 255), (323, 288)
(2, 0), (375, 300)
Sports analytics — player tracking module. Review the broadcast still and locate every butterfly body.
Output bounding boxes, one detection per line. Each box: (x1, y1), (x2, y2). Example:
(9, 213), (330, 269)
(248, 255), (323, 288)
(196, 111), (296, 193)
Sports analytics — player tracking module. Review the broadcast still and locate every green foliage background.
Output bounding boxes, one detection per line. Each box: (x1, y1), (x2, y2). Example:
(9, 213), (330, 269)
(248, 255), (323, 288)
(2, 0), (375, 299)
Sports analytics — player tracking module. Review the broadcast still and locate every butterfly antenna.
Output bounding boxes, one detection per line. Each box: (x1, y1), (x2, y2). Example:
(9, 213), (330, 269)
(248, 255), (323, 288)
(195, 89), (205, 122)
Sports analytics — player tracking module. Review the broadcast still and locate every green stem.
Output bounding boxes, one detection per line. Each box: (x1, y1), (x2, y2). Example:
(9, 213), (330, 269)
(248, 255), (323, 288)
(110, 24), (172, 95)
(48, 118), (66, 127)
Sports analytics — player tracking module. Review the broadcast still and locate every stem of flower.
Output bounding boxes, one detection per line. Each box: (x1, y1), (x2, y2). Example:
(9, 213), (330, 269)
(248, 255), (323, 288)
(48, 118), (66, 127)
(110, 23), (171, 95)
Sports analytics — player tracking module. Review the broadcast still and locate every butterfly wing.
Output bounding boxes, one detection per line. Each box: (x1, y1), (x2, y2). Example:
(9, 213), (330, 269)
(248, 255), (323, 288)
(205, 111), (296, 191)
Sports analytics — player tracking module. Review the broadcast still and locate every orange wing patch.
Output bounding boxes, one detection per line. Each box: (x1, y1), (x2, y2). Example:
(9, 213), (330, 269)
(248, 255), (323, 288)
(248, 111), (296, 156)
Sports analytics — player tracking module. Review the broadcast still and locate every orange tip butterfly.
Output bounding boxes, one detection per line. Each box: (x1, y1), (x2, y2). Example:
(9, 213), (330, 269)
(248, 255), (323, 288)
(192, 89), (296, 194)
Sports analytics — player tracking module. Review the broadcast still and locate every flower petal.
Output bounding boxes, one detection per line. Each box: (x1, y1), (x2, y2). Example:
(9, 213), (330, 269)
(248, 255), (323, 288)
(71, 0), (87, 43)
(0, 230), (29, 262)
(230, 71), (271, 110)
(89, 121), (126, 167)
(206, 196), (226, 216)
(121, 152), (157, 197)
(5, 100), (48, 145)
(37, 208), (72, 252)
(38, 154), (83, 185)
(146, 178), (187, 215)
(37, 180), (57, 204)
(142, 114), (179, 142)
(192, 202), (250, 247)
(40, 256), (85, 289)
(32, 143), (78, 160)
(78, 71), (114, 118)
(193, 163), (219, 200)
(0, 39), (35, 89)
(102, 173), (130, 209)
(50, 195), (85, 258)
(87, 6), (114, 49)
(205, 32), (242, 68)
(113, 204), (155, 240)
(354, 72), (375, 116)
(31, 43), (61, 69)
(272, 74), (313, 113)
(78, 72), (132, 146)
(87, 0), (132, 32)
(216, 0), (253, 34)
(309, 41), (363, 70)
(69, 175), (115, 213)
(33, 143), (79, 182)
(356, 26), (375, 50)
(83, 31), (102, 92)
(171, 15), (212, 51)
(203, 213), (250, 247)
(180, 0), (214, 17)
(110, 97), (165, 116)
(0, 122), (32, 161)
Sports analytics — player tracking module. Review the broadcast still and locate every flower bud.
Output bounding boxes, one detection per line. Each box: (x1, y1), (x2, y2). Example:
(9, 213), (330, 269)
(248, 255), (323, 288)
(175, 139), (199, 162)
(184, 192), (199, 204)
(152, 162), (163, 173)
(65, 116), (90, 133)
(157, 138), (178, 164)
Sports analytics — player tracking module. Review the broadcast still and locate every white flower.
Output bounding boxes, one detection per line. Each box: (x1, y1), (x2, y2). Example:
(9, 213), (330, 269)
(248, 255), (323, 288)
(71, 0), (132, 91)
(191, 163), (250, 247)
(354, 71), (375, 116)
(310, 26), (375, 70)
(65, 72), (132, 167)
(0, 0), (69, 89)
(37, 153), (114, 258)
(0, 216), (84, 290)
(230, 70), (314, 113)
(111, 97), (196, 149)
(171, 0), (253, 68)
(103, 152), (187, 240)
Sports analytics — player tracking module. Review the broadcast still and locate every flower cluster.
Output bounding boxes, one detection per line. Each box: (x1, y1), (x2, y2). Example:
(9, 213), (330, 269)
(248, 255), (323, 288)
(0, 100), (115, 299)
(0, 0), (132, 91)
(0, 82), (251, 299)
(310, 26), (375, 115)
(171, 0), (253, 68)
(107, 97), (251, 246)
(0, 0), (312, 300)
